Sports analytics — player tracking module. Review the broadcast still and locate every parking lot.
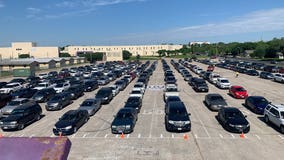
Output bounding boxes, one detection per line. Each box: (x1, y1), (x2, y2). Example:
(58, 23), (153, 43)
(1, 59), (284, 160)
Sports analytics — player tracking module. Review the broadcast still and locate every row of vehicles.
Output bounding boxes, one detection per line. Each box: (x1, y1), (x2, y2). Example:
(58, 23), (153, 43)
(186, 59), (284, 134)
(162, 59), (191, 132)
(0, 61), (141, 132)
(111, 61), (157, 134)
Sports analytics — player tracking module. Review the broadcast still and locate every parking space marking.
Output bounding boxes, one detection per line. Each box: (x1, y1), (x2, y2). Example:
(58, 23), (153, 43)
(115, 135), (119, 138)
(255, 134), (261, 140)
(160, 134), (163, 138)
(71, 133), (77, 138)
(104, 134), (108, 138)
(126, 134), (130, 138)
(219, 134), (223, 138)
(138, 133), (141, 138)
(83, 133), (88, 138)
(230, 134), (235, 139)
(278, 135), (284, 139)
(194, 134), (198, 138)
(9, 134), (14, 137)
(19, 134), (25, 137)
(171, 134), (174, 138)
(199, 119), (211, 138)
(29, 134), (34, 138)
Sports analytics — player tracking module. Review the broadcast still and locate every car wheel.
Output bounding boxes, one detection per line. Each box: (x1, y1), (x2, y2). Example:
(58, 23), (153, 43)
(73, 127), (77, 133)
(280, 125), (284, 134)
(36, 114), (41, 121)
(264, 115), (269, 124)
(18, 124), (24, 130)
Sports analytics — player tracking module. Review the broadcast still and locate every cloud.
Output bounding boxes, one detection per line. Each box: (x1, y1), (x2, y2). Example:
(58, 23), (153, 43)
(27, 7), (42, 13)
(109, 8), (284, 43)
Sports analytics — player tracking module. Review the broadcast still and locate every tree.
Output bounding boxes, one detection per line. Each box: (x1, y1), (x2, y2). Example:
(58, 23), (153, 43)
(79, 52), (103, 63)
(59, 53), (71, 57)
(18, 54), (30, 58)
(157, 50), (166, 57)
(122, 50), (132, 60)
(251, 44), (268, 58)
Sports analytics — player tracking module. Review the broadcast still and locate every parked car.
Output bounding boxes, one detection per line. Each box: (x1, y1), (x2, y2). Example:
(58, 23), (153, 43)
(84, 80), (98, 92)
(0, 98), (34, 118)
(79, 98), (101, 116)
(114, 80), (127, 91)
(264, 103), (284, 133)
(38, 73), (48, 79)
(204, 94), (228, 111)
(215, 78), (231, 89)
(246, 70), (259, 76)
(0, 94), (12, 109)
(0, 83), (22, 94)
(31, 88), (56, 103)
(165, 101), (191, 132)
(274, 73), (284, 83)
(259, 71), (274, 79)
(98, 76), (110, 85)
(54, 82), (70, 93)
(65, 85), (84, 100)
(129, 90), (144, 99)
(0, 82), (7, 89)
(192, 79), (209, 92)
(111, 108), (138, 134)
(34, 82), (55, 90)
(229, 86), (248, 99)
(95, 87), (113, 104)
(53, 110), (89, 135)
(46, 92), (73, 111)
(209, 73), (221, 84)
(109, 85), (120, 96)
(132, 82), (146, 94)
(0, 103), (42, 130)
(217, 107), (250, 133)
(245, 96), (269, 114)
(124, 96), (142, 113)
(11, 88), (38, 99)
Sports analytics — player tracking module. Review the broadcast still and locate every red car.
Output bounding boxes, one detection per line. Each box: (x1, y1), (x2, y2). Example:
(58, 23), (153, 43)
(207, 65), (215, 72)
(229, 85), (248, 99)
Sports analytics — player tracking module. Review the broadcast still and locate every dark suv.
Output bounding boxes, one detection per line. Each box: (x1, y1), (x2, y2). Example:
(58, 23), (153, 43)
(32, 88), (56, 103)
(165, 101), (191, 132)
(0, 103), (42, 130)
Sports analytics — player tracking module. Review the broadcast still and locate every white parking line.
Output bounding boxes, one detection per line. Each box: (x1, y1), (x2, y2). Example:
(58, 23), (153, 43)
(104, 134), (108, 138)
(230, 134), (235, 139)
(71, 133), (77, 138)
(194, 134), (198, 139)
(29, 134), (34, 138)
(160, 134), (163, 138)
(278, 135), (284, 139)
(138, 133), (141, 138)
(83, 133), (88, 138)
(219, 134), (223, 138)
(126, 134), (130, 138)
(199, 119), (211, 138)
(255, 134), (261, 140)
(115, 135), (119, 138)
(9, 134), (14, 137)
(19, 134), (25, 137)
(172, 134), (174, 138)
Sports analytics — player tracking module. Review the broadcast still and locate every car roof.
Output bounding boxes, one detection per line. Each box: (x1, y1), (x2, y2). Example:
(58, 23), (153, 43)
(14, 103), (38, 110)
(84, 98), (97, 102)
(168, 101), (185, 108)
(64, 110), (81, 115)
(231, 85), (243, 88)
(269, 104), (284, 111)
(223, 107), (241, 112)
(118, 107), (135, 113)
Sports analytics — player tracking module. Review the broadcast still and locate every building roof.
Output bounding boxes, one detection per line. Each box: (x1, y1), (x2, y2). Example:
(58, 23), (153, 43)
(0, 59), (38, 66)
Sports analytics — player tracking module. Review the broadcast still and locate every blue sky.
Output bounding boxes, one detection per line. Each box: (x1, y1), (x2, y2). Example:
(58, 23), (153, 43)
(1, 0), (284, 46)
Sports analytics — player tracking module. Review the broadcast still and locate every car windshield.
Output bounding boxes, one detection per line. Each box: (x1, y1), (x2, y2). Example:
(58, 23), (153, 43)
(116, 81), (123, 85)
(235, 87), (245, 91)
(11, 109), (25, 116)
(51, 95), (62, 101)
(134, 84), (143, 88)
(168, 97), (181, 102)
(81, 101), (94, 106)
(281, 112), (284, 119)
(131, 91), (141, 94)
(127, 97), (138, 103)
(211, 96), (224, 101)
(169, 107), (187, 116)
(8, 101), (21, 106)
(61, 114), (76, 121)
(37, 84), (47, 87)
(55, 83), (64, 87)
(226, 111), (243, 119)
(220, 80), (229, 83)
(116, 112), (132, 119)
(5, 84), (18, 88)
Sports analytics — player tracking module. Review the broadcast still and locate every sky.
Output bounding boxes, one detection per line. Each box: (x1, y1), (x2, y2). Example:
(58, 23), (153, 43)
(1, 0), (284, 46)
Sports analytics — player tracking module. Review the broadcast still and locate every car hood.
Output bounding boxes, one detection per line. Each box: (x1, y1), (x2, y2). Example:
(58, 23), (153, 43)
(211, 100), (227, 106)
(1, 105), (19, 113)
(79, 106), (95, 110)
(235, 91), (247, 95)
(112, 118), (133, 126)
(254, 102), (268, 109)
(168, 115), (190, 121)
(1, 115), (22, 122)
(55, 120), (74, 128)
(227, 117), (249, 126)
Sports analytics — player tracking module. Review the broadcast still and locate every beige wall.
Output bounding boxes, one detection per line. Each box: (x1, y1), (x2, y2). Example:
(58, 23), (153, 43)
(67, 44), (183, 57)
(106, 52), (123, 61)
(0, 42), (59, 59)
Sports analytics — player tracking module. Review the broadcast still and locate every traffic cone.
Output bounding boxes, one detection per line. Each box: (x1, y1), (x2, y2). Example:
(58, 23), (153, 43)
(183, 134), (188, 140)
(0, 133), (3, 138)
(240, 132), (245, 139)
(120, 133), (124, 139)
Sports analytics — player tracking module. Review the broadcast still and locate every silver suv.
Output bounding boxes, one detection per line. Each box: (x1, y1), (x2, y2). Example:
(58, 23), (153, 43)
(264, 103), (284, 133)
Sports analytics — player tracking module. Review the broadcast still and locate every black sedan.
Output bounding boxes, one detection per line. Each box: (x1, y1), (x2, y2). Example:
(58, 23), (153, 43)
(53, 110), (89, 135)
(84, 80), (99, 92)
(204, 94), (228, 111)
(217, 107), (250, 133)
(192, 79), (209, 92)
(245, 96), (269, 114)
(124, 96), (142, 113)
(65, 85), (84, 100)
(111, 108), (138, 134)
(11, 88), (38, 99)
(246, 70), (259, 76)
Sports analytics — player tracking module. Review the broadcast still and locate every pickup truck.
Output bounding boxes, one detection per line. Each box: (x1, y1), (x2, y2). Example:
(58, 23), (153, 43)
(163, 84), (179, 101)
